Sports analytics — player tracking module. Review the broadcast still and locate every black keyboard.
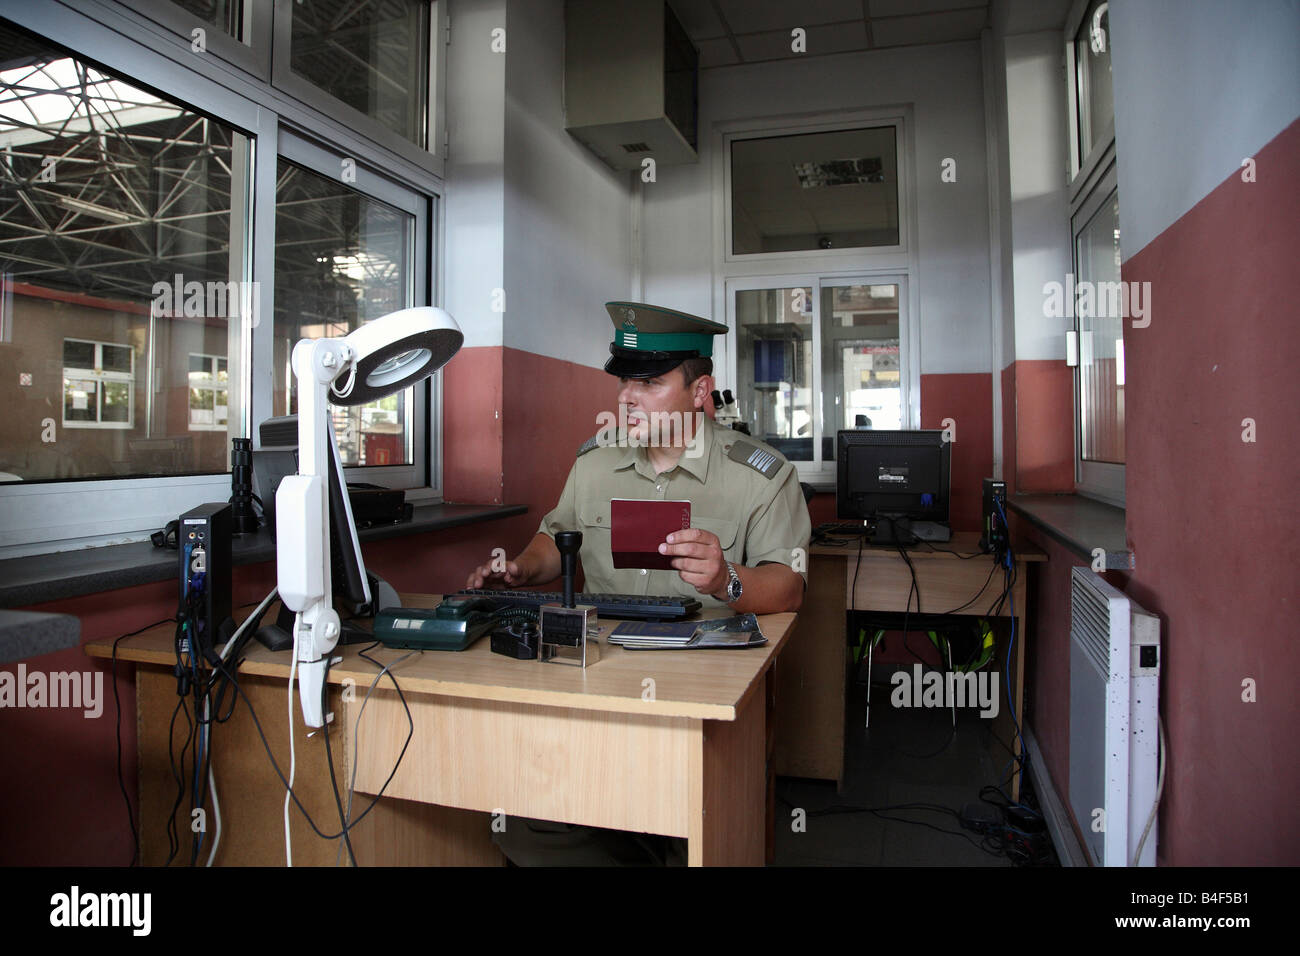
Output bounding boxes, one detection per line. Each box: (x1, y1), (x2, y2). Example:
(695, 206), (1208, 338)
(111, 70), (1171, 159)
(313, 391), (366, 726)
(456, 589), (701, 621)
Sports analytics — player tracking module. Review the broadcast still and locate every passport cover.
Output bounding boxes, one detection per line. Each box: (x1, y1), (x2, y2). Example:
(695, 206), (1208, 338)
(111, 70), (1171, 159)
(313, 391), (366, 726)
(611, 498), (691, 570)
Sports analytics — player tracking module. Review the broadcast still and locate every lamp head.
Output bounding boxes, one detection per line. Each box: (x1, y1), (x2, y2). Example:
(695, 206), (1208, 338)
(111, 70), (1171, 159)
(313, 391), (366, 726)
(331, 306), (463, 405)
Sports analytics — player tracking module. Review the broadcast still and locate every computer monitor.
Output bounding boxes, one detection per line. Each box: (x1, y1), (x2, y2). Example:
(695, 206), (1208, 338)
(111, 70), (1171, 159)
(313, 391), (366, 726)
(836, 429), (950, 526)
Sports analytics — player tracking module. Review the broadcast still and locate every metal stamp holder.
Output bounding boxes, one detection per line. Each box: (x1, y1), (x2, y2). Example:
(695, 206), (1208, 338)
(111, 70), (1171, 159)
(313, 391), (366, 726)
(539, 531), (600, 667)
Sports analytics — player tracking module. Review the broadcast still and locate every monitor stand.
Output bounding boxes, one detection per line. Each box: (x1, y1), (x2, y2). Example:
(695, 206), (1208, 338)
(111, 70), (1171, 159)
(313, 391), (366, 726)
(871, 515), (917, 546)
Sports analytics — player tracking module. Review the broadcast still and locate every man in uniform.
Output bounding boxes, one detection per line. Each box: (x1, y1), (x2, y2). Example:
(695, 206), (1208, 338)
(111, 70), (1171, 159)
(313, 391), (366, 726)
(467, 301), (811, 614)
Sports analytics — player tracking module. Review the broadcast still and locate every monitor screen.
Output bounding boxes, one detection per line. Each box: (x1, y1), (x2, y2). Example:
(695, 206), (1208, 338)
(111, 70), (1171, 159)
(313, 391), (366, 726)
(836, 429), (950, 523)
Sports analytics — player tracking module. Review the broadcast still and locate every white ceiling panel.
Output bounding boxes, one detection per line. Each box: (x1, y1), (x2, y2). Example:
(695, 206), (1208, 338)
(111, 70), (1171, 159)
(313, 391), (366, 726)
(696, 36), (741, 68)
(666, 0), (727, 38)
(734, 21), (869, 62)
(869, 0), (986, 17)
(871, 8), (988, 47)
(716, 0), (865, 34)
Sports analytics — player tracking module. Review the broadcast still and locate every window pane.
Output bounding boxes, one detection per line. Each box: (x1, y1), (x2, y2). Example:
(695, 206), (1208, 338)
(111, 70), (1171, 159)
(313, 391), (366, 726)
(290, 0), (430, 148)
(735, 287), (814, 461)
(63, 340), (95, 368)
(1074, 0), (1114, 164)
(273, 159), (413, 467)
(1075, 190), (1124, 464)
(732, 127), (899, 255)
(820, 283), (901, 460)
(64, 379), (98, 422)
(171, 0), (246, 42)
(0, 24), (250, 480)
(101, 381), (132, 423)
(102, 343), (134, 373)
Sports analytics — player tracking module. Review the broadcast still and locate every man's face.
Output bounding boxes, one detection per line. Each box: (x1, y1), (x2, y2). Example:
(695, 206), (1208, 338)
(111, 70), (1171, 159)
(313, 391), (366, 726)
(617, 371), (707, 446)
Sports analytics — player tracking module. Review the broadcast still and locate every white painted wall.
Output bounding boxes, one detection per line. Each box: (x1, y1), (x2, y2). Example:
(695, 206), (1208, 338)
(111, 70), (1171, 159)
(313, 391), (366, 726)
(1004, 31), (1072, 363)
(501, 0), (635, 369)
(641, 41), (994, 376)
(1109, 0), (1300, 256)
(444, 0), (507, 348)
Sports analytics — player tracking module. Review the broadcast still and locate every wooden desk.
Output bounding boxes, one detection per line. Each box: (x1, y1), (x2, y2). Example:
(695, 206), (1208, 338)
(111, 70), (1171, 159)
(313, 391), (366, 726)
(87, 596), (796, 867)
(773, 532), (1045, 798)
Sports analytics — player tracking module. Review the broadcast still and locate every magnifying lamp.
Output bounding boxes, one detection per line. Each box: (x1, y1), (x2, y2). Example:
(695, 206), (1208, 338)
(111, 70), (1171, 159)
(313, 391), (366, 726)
(276, 306), (463, 727)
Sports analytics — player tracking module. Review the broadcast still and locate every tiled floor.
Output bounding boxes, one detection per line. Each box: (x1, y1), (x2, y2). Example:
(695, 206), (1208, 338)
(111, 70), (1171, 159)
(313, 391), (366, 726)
(772, 672), (1049, 866)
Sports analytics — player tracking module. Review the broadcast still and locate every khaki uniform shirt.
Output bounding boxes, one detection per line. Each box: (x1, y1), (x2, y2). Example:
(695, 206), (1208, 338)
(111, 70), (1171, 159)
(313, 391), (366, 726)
(539, 417), (812, 608)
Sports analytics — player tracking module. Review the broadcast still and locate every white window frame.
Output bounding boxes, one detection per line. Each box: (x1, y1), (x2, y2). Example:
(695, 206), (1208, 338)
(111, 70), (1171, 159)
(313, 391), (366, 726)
(1065, 0), (1124, 507)
(725, 272), (914, 490)
(0, 1), (447, 557)
(61, 338), (136, 430)
(713, 108), (920, 490)
(187, 353), (229, 432)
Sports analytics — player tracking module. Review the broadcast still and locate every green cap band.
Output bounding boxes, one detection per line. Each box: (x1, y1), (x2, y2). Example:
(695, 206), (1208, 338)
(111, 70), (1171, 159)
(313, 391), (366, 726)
(613, 329), (714, 357)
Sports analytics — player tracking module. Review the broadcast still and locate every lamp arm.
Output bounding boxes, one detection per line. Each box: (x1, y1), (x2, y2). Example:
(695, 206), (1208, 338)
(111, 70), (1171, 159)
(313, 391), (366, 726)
(276, 337), (352, 728)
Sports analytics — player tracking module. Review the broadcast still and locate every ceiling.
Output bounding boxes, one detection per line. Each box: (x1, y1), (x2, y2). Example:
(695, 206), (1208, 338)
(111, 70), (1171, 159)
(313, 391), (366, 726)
(667, 0), (993, 69)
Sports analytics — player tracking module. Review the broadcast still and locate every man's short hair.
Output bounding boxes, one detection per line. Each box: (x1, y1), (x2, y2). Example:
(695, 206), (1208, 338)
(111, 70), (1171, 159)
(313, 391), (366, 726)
(677, 357), (713, 388)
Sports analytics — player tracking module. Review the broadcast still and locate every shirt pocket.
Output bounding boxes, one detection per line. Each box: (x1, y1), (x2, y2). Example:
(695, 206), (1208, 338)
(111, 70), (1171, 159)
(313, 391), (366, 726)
(576, 500), (612, 538)
(692, 515), (741, 562)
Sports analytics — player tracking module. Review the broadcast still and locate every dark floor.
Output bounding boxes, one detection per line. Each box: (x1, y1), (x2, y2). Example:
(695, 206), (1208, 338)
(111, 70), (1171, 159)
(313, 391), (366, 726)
(772, 668), (1054, 867)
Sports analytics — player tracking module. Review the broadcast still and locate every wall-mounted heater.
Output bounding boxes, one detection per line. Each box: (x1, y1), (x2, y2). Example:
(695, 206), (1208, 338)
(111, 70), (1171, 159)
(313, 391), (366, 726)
(1069, 567), (1161, 866)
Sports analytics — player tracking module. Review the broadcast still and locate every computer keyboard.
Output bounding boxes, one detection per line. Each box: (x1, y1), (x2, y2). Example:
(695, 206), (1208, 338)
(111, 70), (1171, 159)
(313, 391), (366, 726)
(456, 589), (701, 621)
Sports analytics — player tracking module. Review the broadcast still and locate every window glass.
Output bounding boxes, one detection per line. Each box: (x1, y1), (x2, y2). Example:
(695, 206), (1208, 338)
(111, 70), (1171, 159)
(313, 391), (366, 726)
(0, 22), (250, 480)
(290, 0), (430, 148)
(731, 127), (899, 255)
(171, 0), (247, 41)
(1074, 190), (1124, 464)
(820, 283), (901, 460)
(734, 287), (814, 460)
(272, 159), (412, 467)
(1074, 0), (1114, 167)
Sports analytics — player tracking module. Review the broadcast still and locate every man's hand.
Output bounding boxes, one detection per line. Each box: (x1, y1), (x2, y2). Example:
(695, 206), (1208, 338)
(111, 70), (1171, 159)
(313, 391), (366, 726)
(659, 528), (729, 598)
(466, 557), (526, 590)
(465, 534), (562, 591)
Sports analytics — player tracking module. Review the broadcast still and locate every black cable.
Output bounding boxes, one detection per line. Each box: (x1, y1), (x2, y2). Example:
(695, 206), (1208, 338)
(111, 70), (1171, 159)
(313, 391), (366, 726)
(851, 532), (864, 613)
(916, 541), (984, 559)
(204, 649), (412, 841)
(165, 694), (193, 866)
(111, 616), (174, 866)
(322, 654), (358, 867)
(937, 557), (1000, 614)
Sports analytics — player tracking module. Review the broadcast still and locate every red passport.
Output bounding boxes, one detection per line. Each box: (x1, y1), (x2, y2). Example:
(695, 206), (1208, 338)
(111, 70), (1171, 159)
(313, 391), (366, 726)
(611, 498), (692, 570)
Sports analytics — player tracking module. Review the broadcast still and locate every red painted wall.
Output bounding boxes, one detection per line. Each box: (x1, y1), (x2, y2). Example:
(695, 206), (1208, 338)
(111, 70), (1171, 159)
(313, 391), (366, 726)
(1007, 360), (1074, 494)
(920, 372), (992, 532)
(1116, 117), (1300, 864)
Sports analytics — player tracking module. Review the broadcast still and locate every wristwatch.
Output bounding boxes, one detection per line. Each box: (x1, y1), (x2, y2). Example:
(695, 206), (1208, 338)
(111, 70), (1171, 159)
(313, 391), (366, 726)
(720, 561), (743, 604)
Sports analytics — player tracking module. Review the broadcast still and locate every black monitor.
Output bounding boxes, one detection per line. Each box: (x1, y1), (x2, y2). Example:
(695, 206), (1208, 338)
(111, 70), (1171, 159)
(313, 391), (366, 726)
(836, 429), (950, 525)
